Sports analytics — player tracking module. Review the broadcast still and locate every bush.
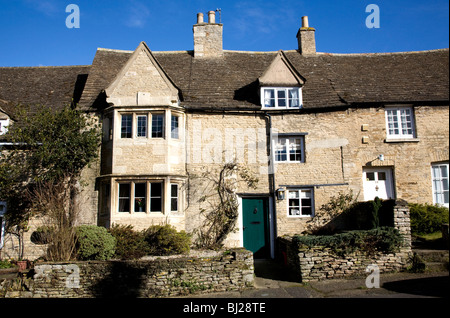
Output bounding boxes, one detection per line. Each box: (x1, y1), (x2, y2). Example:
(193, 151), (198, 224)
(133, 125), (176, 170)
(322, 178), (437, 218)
(144, 224), (191, 256)
(293, 227), (403, 256)
(109, 224), (148, 260)
(409, 203), (449, 235)
(75, 225), (116, 260)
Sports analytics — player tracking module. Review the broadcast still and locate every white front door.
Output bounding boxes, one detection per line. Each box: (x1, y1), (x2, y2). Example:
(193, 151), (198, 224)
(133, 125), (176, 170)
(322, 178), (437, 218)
(363, 168), (394, 201)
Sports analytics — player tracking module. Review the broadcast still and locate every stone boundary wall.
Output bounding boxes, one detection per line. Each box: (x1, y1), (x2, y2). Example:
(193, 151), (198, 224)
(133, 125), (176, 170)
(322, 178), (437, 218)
(278, 200), (413, 282)
(279, 237), (411, 282)
(5, 249), (254, 298)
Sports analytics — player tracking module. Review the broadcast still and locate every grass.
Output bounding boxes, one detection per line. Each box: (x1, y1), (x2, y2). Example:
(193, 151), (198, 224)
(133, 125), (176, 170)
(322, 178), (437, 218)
(412, 231), (447, 249)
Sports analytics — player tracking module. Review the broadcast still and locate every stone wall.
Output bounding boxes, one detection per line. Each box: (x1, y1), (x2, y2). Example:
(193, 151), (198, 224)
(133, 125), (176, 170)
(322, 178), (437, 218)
(278, 201), (413, 282)
(6, 249), (253, 298)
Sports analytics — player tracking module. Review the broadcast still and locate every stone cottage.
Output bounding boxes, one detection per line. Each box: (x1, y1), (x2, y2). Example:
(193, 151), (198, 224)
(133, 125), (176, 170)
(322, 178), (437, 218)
(0, 12), (448, 260)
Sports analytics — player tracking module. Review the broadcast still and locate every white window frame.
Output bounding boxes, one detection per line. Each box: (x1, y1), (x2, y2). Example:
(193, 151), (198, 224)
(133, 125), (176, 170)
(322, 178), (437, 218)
(287, 188), (314, 217)
(385, 106), (416, 139)
(136, 115), (148, 138)
(261, 87), (302, 109)
(171, 115), (179, 139)
(117, 181), (164, 213)
(0, 119), (10, 135)
(274, 135), (305, 163)
(431, 162), (449, 208)
(170, 184), (179, 212)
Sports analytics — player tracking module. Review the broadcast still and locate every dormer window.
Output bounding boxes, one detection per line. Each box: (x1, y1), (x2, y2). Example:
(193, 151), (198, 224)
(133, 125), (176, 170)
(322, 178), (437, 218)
(261, 87), (302, 109)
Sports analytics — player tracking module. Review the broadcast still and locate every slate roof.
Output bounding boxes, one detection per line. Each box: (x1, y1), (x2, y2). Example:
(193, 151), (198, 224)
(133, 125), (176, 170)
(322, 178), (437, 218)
(0, 65), (90, 118)
(1, 47), (448, 117)
(77, 47), (449, 112)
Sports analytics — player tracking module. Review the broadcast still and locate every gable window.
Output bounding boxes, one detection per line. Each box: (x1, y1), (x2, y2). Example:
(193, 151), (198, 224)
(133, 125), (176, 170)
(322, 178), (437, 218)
(121, 114), (133, 138)
(171, 115), (179, 139)
(261, 87), (301, 109)
(287, 188), (314, 217)
(274, 135), (305, 163)
(432, 162), (449, 208)
(151, 114), (165, 138)
(385, 107), (416, 139)
(137, 115), (148, 137)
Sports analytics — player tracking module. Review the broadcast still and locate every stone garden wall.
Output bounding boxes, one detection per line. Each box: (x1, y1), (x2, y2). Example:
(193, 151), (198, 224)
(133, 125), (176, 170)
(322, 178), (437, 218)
(278, 200), (413, 282)
(3, 248), (254, 298)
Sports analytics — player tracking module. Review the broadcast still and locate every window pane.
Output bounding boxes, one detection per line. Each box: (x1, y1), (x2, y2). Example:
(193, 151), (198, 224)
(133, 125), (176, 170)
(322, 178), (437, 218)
(171, 115), (179, 139)
(275, 138), (287, 162)
(134, 183), (146, 212)
(289, 138), (302, 162)
(137, 115), (147, 137)
(264, 89), (275, 107)
(366, 172), (375, 181)
(288, 89), (299, 107)
(152, 114), (164, 138)
(150, 183), (162, 212)
(387, 110), (399, 135)
(118, 183), (130, 212)
(171, 184), (178, 212)
(441, 166), (448, 178)
(378, 172), (386, 181)
(121, 115), (132, 138)
(277, 90), (286, 107)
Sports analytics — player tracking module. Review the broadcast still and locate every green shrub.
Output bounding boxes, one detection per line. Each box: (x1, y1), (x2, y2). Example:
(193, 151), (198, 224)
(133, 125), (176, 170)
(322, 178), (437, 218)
(293, 227), (402, 256)
(0, 260), (13, 269)
(75, 225), (116, 260)
(144, 224), (191, 256)
(409, 203), (449, 235)
(109, 224), (149, 260)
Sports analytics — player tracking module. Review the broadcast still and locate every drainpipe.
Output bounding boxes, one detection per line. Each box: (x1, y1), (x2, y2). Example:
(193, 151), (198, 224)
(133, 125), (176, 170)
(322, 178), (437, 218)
(264, 112), (277, 259)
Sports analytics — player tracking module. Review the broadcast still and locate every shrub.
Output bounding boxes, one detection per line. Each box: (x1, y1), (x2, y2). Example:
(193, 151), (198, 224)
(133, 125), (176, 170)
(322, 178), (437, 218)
(109, 224), (148, 260)
(0, 260), (13, 269)
(293, 227), (403, 256)
(75, 225), (116, 260)
(144, 224), (191, 256)
(409, 203), (449, 235)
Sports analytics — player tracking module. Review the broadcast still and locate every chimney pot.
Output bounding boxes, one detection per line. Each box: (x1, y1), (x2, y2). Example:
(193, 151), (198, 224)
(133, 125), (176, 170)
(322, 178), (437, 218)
(302, 16), (309, 28)
(208, 11), (216, 23)
(197, 13), (204, 24)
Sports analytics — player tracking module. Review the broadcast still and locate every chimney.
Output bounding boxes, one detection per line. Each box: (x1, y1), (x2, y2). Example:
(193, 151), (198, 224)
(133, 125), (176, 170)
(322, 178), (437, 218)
(297, 16), (316, 55)
(193, 10), (223, 58)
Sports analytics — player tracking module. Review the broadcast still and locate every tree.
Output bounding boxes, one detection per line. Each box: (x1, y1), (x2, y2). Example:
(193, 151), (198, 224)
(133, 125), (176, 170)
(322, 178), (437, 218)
(0, 104), (101, 260)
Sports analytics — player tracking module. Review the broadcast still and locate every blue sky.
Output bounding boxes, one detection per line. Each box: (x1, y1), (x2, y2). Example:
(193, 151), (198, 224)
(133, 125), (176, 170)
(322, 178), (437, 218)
(0, 0), (448, 67)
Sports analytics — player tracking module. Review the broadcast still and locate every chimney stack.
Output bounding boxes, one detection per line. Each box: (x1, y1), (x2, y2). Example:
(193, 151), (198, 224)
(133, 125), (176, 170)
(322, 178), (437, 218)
(193, 11), (223, 58)
(297, 16), (316, 55)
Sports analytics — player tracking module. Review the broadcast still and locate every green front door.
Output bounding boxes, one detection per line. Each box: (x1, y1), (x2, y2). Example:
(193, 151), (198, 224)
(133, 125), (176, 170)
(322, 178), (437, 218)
(243, 197), (269, 258)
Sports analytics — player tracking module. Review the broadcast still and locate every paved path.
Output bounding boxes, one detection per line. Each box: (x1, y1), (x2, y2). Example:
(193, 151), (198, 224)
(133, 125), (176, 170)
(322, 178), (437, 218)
(185, 259), (449, 298)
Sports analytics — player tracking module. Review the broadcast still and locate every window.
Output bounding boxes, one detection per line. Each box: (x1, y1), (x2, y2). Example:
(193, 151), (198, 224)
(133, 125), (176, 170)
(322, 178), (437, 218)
(385, 107), (416, 139)
(432, 163), (449, 208)
(150, 183), (163, 212)
(137, 115), (148, 137)
(261, 87), (302, 109)
(152, 114), (164, 138)
(274, 136), (305, 162)
(118, 183), (131, 212)
(134, 183), (146, 212)
(171, 184), (179, 212)
(121, 114), (133, 138)
(287, 189), (313, 217)
(171, 115), (179, 139)
(0, 119), (9, 135)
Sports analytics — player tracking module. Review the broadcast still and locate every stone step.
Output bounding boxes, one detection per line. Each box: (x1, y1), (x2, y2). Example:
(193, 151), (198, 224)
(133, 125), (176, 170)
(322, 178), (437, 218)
(414, 249), (449, 263)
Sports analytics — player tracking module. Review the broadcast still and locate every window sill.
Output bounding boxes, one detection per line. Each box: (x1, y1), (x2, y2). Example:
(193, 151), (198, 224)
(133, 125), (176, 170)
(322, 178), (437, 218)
(287, 215), (313, 219)
(384, 138), (420, 143)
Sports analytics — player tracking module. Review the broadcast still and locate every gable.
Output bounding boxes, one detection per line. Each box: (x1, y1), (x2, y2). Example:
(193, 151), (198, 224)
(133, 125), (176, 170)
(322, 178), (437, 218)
(258, 50), (305, 87)
(105, 42), (179, 107)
